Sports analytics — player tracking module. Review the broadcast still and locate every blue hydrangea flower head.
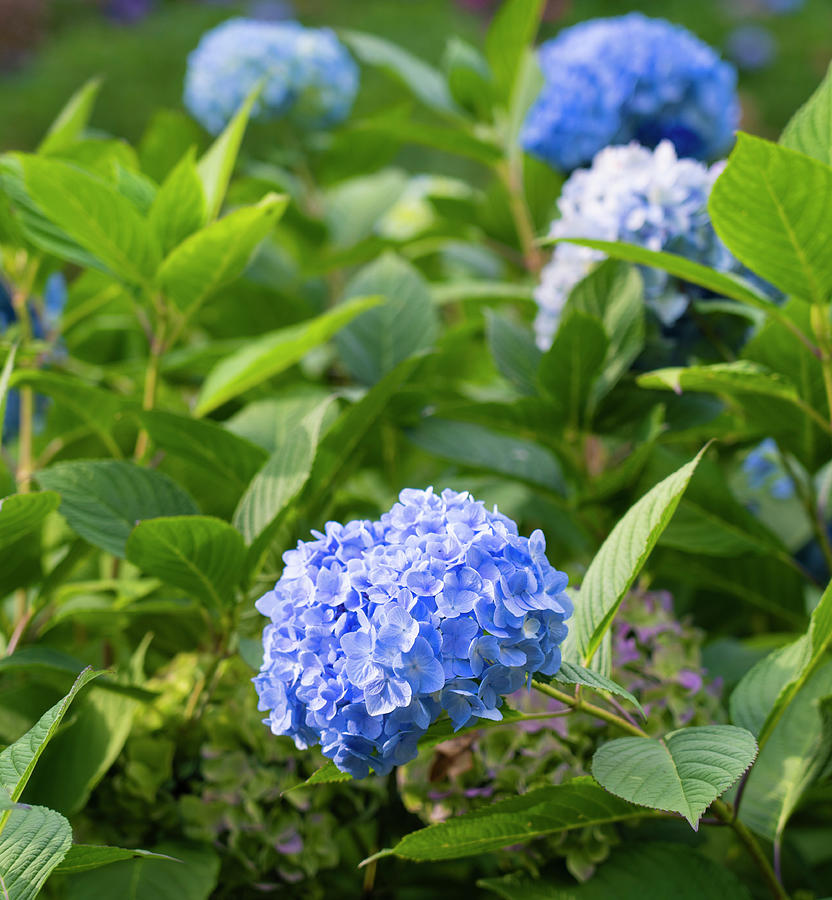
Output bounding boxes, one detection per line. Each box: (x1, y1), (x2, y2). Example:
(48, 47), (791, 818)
(184, 18), (359, 135)
(726, 25), (777, 71)
(254, 487), (571, 778)
(521, 13), (739, 171)
(534, 141), (743, 349)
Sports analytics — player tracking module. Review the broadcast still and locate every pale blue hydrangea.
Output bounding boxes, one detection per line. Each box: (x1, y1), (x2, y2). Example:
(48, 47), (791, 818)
(726, 25), (777, 71)
(533, 141), (738, 350)
(742, 439), (794, 500)
(521, 14), (739, 171)
(254, 487), (571, 778)
(184, 18), (359, 135)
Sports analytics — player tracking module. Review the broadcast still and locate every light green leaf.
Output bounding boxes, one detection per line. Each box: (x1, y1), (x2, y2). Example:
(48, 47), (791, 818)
(126, 516), (246, 613)
(538, 310), (608, 427)
(22, 156), (161, 286)
(407, 418), (565, 494)
(0, 667), (101, 803)
(591, 725), (758, 828)
(485, 310), (541, 395)
(148, 147), (205, 255)
(637, 360), (800, 403)
(431, 281), (536, 306)
(54, 845), (177, 875)
(374, 777), (650, 861)
(479, 843), (752, 900)
(341, 30), (460, 118)
(195, 295), (381, 416)
(565, 452), (703, 674)
(197, 88), (258, 221)
(485, 0), (544, 103)
(549, 662), (645, 719)
(780, 62), (832, 165)
(709, 133), (832, 303)
(157, 193), (286, 316)
(37, 460), (198, 558)
(351, 118), (501, 166)
(0, 493), (60, 551)
(336, 253), (438, 385)
(444, 37), (493, 115)
(38, 78), (102, 156)
(323, 169), (407, 249)
(0, 806), (72, 900)
(0, 342), (17, 447)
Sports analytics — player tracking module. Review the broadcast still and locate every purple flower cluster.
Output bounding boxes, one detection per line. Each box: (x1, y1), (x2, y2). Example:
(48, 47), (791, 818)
(254, 488), (571, 778)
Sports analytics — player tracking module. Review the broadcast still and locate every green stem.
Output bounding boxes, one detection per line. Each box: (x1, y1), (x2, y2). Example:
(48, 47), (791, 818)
(497, 159), (544, 276)
(531, 681), (789, 900)
(810, 303), (832, 433)
(133, 306), (167, 462)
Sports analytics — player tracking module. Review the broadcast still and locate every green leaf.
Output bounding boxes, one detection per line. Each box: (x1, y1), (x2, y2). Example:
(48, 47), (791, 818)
(22, 156), (161, 286)
(591, 725), (758, 828)
(336, 253), (438, 385)
(376, 777), (650, 861)
(341, 30), (460, 118)
(431, 281), (535, 306)
(38, 78), (102, 156)
(197, 88), (258, 221)
(738, 660), (832, 841)
(126, 516), (246, 613)
(195, 296), (381, 415)
(637, 360), (800, 403)
(323, 168), (407, 249)
(538, 310), (608, 427)
(37, 460), (199, 558)
(0, 492), (60, 551)
(0, 667), (101, 803)
(54, 845), (177, 875)
(565, 452), (703, 674)
(351, 118), (501, 166)
(444, 37), (494, 116)
(148, 147), (205, 255)
(0, 342), (18, 447)
(780, 62), (832, 165)
(732, 577), (832, 752)
(234, 400), (331, 561)
(407, 418), (565, 494)
(485, 0), (544, 103)
(709, 133), (832, 303)
(158, 193), (286, 316)
(135, 410), (267, 494)
(0, 806), (72, 900)
(485, 310), (541, 395)
(479, 843), (752, 900)
(549, 662), (646, 719)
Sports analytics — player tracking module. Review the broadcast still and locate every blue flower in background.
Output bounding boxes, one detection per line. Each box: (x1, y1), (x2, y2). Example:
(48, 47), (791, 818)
(726, 25), (777, 71)
(521, 13), (739, 171)
(742, 438), (795, 500)
(184, 17), (359, 135)
(254, 487), (571, 778)
(533, 141), (744, 349)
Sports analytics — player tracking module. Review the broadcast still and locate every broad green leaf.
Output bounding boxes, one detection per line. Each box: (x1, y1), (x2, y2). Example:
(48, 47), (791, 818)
(135, 410), (267, 493)
(732, 577), (832, 752)
(126, 516), (245, 613)
(444, 37), (494, 116)
(485, 310), (541, 395)
(565, 452), (703, 674)
(195, 296), (381, 416)
(341, 30), (460, 118)
(738, 660), (832, 841)
(0, 806), (72, 900)
(323, 168), (407, 249)
(224, 391), (333, 454)
(158, 193), (286, 316)
(37, 460), (198, 558)
(0, 493), (60, 551)
(549, 662), (645, 719)
(709, 133), (832, 303)
(538, 310), (608, 427)
(197, 88), (258, 221)
(781, 62), (832, 165)
(407, 418), (565, 494)
(479, 843), (752, 900)
(376, 777), (650, 861)
(591, 725), (758, 828)
(64, 841), (219, 900)
(637, 361), (800, 403)
(148, 147), (205, 255)
(234, 400), (331, 559)
(351, 118), (501, 166)
(54, 845), (176, 874)
(38, 78), (102, 156)
(22, 156), (161, 286)
(336, 253), (438, 385)
(0, 343), (17, 446)
(0, 667), (101, 803)
(485, 0), (544, 103)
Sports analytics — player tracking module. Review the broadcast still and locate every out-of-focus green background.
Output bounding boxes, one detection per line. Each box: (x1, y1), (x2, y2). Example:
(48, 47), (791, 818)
(0, 0), (829, 152)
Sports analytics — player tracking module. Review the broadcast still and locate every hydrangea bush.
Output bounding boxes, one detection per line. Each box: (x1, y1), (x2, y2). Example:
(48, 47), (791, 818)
(0, 2), (830, 899)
